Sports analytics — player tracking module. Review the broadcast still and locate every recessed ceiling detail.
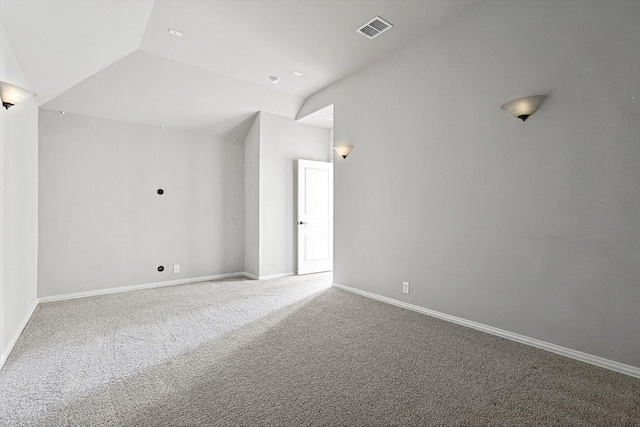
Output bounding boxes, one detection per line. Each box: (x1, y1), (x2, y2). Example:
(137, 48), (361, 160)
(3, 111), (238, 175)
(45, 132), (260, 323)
(357, 16), (393, 39)
(296, 103), (334, 129)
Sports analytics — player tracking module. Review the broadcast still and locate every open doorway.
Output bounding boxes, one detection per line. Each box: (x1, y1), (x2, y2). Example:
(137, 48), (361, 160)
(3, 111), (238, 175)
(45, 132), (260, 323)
(295, 103), (334, 276)
(297, 159), (333, 275)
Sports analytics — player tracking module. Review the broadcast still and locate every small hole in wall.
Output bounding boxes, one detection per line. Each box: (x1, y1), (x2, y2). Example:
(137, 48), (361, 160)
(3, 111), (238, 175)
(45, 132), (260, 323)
(158, 266), (164, 272)
(157, 189), (164, 195)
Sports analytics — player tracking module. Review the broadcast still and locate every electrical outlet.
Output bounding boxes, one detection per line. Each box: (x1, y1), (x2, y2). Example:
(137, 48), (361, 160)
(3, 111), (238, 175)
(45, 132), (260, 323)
(173, 264), (180, 274)
(403, 281), (410, 294)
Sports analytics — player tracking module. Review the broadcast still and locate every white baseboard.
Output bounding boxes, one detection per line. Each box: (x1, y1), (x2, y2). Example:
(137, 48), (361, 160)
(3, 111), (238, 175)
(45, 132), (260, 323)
(260, 272), (296, 281)
(332, 283), (640, 379)
(38, 272), (246, 303)
(0, 299), (38, 371)
(242, 272), (295, 281)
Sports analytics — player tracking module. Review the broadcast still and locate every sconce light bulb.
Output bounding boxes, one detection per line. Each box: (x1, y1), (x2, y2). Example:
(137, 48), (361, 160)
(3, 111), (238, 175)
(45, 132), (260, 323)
(501, 95), (547, 122)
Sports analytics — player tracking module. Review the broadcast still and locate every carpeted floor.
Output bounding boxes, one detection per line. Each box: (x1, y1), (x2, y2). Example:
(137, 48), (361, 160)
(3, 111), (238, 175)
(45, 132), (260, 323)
(1, 273), (639, 426)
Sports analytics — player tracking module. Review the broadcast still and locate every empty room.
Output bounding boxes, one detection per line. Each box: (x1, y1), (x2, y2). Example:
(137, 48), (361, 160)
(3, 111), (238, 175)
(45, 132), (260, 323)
(1, 0), (639, 425)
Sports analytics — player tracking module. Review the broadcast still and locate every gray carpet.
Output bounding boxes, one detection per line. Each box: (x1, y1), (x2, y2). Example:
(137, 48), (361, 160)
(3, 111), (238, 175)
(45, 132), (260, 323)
(1, 273), (639, 426)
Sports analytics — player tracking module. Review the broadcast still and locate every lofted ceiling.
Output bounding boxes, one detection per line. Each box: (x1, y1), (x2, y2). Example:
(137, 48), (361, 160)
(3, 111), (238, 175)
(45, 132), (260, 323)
(1, 0), (481, 139)
(0, 0), (154, 105)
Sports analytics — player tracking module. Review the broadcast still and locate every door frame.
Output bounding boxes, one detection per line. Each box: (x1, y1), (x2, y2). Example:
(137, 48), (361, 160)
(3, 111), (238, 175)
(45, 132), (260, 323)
(296, 159), (333, 275)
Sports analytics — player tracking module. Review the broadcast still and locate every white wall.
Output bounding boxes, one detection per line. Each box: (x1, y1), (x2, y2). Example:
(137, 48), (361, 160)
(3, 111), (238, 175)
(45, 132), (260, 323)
(302, 0), (640, 368)
(259, 112), (331, 277)
(0, 24), (39, 367)
(245, 112), (330, 278)
(244, 113), (261, 277)
(38, 110), (244, 297)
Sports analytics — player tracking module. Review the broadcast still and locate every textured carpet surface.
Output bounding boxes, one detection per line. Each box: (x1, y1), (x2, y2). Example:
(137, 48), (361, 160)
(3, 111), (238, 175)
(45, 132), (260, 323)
(1, 273), (639, 426)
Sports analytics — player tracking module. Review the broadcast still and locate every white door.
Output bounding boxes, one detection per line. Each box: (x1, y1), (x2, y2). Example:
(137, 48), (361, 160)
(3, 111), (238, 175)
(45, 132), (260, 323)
(297, 159), (333, 275)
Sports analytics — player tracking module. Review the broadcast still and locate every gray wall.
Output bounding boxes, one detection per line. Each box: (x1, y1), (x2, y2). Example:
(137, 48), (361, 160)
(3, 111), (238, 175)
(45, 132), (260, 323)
(242, 112), (331, 279)
(302, 0), (640, 367)
(38, 110), (244, 297)
(258, 112), (331, 278)
(0, 23), (38, 364)
(244, 113), (261, 277)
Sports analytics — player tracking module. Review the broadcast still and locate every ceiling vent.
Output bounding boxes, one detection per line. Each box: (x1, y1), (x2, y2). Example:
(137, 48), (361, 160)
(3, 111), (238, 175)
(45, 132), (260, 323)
(357, 16), (393, 39)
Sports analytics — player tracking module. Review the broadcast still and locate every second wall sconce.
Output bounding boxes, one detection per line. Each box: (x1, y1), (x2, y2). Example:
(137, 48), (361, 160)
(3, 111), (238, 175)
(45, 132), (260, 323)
(333, 146), (353, 159)
(0, 81), (36, 110)
(501, 95), (547, 121)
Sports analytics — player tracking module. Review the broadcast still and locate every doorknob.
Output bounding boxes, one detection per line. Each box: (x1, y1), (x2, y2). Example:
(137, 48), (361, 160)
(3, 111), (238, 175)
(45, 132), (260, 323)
(299, 221), (308, 225)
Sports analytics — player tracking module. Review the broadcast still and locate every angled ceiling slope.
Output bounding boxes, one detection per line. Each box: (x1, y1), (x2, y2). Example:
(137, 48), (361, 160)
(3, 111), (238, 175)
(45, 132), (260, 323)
(0, 0), (154, 105)
(2, 0), (482, 138)
(44, 51), (305, 140)
(139, 0), (481, 98)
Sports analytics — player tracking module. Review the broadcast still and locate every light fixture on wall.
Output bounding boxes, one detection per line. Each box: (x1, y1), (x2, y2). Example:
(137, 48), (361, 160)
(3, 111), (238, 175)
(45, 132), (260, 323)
(500, 95), (547, 121)
(0, 81), (35, 110)
(333, 146), (353, 159)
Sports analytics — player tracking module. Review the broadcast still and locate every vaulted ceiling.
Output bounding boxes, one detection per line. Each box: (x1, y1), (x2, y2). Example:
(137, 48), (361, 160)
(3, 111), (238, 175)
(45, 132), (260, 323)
(1, 0), (481, 139)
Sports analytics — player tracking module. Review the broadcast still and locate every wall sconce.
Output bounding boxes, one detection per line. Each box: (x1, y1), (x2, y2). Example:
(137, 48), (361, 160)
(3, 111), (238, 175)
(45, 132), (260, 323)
(0, 81), (36, 110)
(501, 95), (547, 121)
(333, 146), (353, 159)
